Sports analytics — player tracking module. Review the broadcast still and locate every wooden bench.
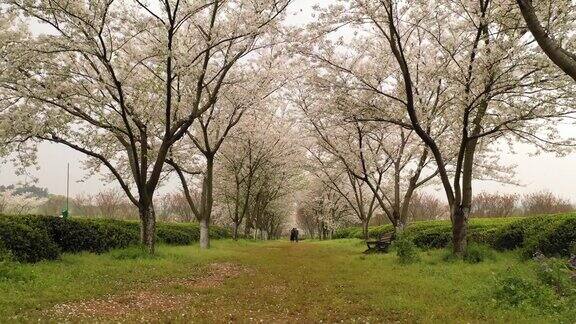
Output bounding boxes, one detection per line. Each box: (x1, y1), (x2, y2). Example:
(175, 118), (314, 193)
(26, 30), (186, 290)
(364, 232), (394, 254)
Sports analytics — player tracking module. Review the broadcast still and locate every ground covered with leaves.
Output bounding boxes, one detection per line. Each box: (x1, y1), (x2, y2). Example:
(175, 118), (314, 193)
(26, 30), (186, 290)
(1, 239), (574, 323)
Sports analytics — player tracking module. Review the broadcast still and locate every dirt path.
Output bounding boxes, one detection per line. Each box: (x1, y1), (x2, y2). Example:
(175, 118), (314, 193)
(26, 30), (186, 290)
(47, 262), (252, 321)
(28, 240), (421, 323)
(43, 242), (342, 323)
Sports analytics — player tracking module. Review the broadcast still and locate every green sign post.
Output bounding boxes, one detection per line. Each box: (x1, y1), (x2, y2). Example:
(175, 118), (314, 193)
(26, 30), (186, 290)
(61, 163), (69, 219)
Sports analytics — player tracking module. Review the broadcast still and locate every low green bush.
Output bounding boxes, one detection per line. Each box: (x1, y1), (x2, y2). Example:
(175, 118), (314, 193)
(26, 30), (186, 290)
(493, 214), (576, 257)
(493, 271), (558, 309)
(0, 242), (12, 262)
(0, 218), (60, 263)
(336, 214), (576, 257)
(463, 243), (495, 264)
(410, 228), (452, 249)
(493, 223), (524, 251)
(0, 215), (231, 263)
(4, 215), (139, 253)
(533, 254), (576, 297)
(394, 236), (420, 264)
(18, 216), (140, 253)
(61, 219), (139, 253)
(534, 217), (576, 257)
(210, 225), (232, 239)
(157, 226), (197, 245)
(333, 227), (363, 239)
(367, 225), (393, 239)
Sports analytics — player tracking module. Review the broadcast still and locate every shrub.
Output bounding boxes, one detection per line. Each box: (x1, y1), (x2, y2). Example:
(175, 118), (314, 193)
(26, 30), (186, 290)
(535, 218), (576, 257)
(332, 227), (352, 239)
(493, 223), (524, 251)
(333, 227), (363, 239)
(0, 215), (230, 263)
(3, 215), (138, 253)
(367, 225), (393, 239)
(157, 226), (195, 245)
(493, 271), (558, 309)
(491, 214), (576, 257)
(463, 243), (495, 264)
(394, 236), (420, 264)
(209, 225), (231, 239)
(336, 214), (576, 257)
(0, 218), (60, 263)
(533, 253), (576, 297)
(410, 229), (451, 249)
(468, 227), (500, 246)
(45, 218), (139, 253)
(0, 242), (12, 262)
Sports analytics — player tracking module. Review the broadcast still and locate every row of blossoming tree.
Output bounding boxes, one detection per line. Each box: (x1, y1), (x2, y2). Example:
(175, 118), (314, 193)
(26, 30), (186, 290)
(1, 0), (575, 256)
(0, 0), (294, 253)
(291, 0), (575, 255)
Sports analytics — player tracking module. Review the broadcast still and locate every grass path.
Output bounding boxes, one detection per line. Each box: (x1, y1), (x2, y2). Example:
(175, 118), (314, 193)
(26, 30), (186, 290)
(0, 239), (571, 323)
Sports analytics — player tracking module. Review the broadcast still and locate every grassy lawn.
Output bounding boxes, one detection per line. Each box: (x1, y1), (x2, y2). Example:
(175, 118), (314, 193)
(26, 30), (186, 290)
(1, 239), (574, 323)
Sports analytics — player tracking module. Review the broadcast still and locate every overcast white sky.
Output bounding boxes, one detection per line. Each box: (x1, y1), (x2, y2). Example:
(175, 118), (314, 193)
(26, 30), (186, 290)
(1, 0), (575, 203)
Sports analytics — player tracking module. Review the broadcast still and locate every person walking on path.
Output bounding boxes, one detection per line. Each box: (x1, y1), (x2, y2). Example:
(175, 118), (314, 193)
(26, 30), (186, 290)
(290, 228), (299, 242)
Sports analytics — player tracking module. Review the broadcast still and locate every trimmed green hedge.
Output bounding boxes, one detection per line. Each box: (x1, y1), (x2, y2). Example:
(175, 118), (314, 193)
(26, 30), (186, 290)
(493, 214), (576, 257)
(334, 214), (576, 257)
(10, 215), (140, 254)
(0, 219), (60, 263)
(0, 215), (230, 263)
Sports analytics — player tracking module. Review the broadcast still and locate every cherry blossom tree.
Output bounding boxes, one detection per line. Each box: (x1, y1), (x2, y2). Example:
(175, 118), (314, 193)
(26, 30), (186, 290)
(296, 177), (353, 239)
(217, 116), (283, 240)
(516, 0), (576, 81)
(311, 0), (576, 255)
(0, 11), (34, 163)
(304, 154), (378, 240)
(295, 83), (438, 237)
(216, 112), (303, 240)
(0, 0), (291, 253)
(166, 49), (289, 248)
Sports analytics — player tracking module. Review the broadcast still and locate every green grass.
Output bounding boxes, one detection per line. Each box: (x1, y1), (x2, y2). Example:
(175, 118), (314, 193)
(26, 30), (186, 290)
(0, 239), (574, 322)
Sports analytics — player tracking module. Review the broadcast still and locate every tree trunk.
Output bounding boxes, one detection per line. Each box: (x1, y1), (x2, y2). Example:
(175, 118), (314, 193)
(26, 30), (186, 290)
(244, 216), (253, 237)
(200, 218), (210, 249)
(452, 206), (469, 256)
(393, 219), (405, 239)
(233, 222), (239, 240)
(198, 156), (214, 249)
(139, 205), (156, 254)
(362, 219), (369, 241)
